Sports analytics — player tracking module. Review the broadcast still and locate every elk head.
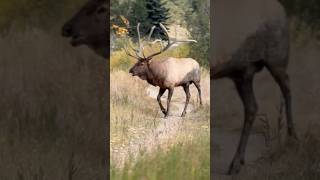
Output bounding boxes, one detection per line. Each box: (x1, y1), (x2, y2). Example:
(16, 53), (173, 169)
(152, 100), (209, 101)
(62, 0), (108, 58)
(126, 23), (197, 79)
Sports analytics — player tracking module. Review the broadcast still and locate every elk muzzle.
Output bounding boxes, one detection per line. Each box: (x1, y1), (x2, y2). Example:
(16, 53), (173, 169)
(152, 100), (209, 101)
(62, 23), (73, 37)
(129, 68), (135, 76)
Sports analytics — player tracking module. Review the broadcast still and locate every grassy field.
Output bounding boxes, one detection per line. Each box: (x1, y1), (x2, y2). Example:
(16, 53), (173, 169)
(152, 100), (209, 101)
(110, 44), (210, 179)
(111, 132), (210, 180)
(0, 28), (107, 179)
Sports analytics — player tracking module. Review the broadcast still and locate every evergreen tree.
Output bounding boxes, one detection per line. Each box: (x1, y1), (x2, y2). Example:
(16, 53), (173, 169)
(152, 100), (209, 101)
(280, 0), (320, 31)
(145, 0), (170, 39)
(128, 0), (148, 37)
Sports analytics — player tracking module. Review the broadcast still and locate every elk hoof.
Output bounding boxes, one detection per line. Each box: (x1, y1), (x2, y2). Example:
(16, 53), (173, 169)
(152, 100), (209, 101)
(288, 130), (299, 141)
(181, 112), (186, 117)
(228, 158), (241, 175)
(240, 158), (245, 165)
(164, 111), (170, 118)
(161, 109), (167, 115)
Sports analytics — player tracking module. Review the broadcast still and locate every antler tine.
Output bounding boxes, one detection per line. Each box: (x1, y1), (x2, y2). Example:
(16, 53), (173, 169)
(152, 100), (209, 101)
(123, 24), (141, 60)
(145, 23), (197, 60)
(144, 23), (173, 60)
(149, 39), (162, 45)
(123, 46), (140, 59)
(175, 39), (198, 43)
(136, 23), (143, 57)
(161, 23), (197, 44)
(128, 42), (141, 58)
(148, 26), (156, 41)
(159, 23), (171, 45)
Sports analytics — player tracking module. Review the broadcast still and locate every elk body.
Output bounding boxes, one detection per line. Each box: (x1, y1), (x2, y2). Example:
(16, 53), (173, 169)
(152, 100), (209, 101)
(211, 0), (297, 174)
(127, 24), (202, 118)
(62, 0), (108, 58)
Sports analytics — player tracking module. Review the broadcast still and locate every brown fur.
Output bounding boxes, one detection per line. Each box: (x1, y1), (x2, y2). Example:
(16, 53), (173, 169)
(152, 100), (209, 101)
(130, 57), (202, 118)
(210, 0), (297, 175)
(62, 0), (108, 58)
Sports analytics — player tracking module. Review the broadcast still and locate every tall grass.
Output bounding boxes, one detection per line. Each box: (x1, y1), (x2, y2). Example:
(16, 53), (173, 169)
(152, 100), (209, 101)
(110, 40), (210, 179)
(0, 28), (106, 179)
(111, 133), (210, 180)
(110, 90), (210, 180)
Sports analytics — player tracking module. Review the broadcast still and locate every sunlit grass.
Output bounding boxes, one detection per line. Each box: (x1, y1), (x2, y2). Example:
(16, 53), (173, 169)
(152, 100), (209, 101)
(111, 133), (210, 180)
(110, 39), (210, 179)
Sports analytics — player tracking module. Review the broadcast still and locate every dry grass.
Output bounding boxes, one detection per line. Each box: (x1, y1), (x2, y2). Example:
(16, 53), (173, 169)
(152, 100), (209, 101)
(110, 45), (210, 179)
(0, 28), (106, 179)
(232, 128), (320, 180)
(110, 71), (160, 159)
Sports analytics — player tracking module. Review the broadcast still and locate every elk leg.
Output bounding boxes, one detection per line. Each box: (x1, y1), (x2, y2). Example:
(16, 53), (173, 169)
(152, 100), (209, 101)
(181, 84), (191, 117)
(165, 88), (174, 118)
(228, 75), (257, 175)
(267, 66), (298, 139)
(193, 81), (202, 105)
(157, 88), (167, 115)
(211, 61), (238, 79)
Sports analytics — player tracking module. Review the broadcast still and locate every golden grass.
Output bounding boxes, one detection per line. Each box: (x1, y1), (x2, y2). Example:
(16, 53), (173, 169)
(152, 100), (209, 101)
(0, 28), (106, 179)
(110, 55), (210, 179)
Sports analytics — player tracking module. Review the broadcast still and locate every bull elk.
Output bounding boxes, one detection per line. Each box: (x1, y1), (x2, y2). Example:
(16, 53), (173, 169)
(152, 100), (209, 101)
(126, 23), (202, 118)
(62, 0), (108, 58)
(211, 0), (298, 175)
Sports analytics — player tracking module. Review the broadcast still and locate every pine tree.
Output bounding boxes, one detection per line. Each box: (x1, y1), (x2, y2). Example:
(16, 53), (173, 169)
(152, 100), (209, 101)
(128, 0), (149, 37)
(145, 0), (170, 39)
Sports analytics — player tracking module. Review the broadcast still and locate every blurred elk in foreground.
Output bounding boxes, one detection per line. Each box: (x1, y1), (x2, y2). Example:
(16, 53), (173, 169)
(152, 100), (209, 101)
(62, 0), (108, 58)
(211, 0), (298, 175)
(126, 23), (202, 118)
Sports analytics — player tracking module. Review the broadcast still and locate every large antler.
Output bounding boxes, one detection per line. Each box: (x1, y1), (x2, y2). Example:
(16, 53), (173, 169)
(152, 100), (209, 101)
(124, 23), (197, 61)
(145, 23), (197, 60)
(124, 23), (145, 60)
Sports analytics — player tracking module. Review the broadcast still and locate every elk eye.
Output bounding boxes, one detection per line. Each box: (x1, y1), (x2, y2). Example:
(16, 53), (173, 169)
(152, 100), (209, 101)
(97, 7), (107, 14)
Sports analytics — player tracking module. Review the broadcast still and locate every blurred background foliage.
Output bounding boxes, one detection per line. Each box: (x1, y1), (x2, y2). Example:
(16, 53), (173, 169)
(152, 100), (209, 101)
(111, 0), (210, 67)
(0, 0), (87, 33)
(110, 0), (320, 69)
(0, 0), (319, 35)
(280, 0), (320, 31)
(0, 1), (107, 178)
(1, 0), (318, 67)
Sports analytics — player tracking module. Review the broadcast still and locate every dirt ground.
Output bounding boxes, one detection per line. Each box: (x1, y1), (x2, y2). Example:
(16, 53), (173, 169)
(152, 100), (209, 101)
(110, 70), (210, 168)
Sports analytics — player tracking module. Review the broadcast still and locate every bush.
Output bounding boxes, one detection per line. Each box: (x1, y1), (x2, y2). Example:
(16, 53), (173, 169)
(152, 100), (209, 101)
(280, 0), (320, 31)
(0, 0), (87, 32)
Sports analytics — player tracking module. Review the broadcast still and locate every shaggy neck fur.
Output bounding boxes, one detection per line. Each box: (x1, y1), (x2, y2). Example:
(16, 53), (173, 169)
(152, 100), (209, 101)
(141, 62), (161, 87)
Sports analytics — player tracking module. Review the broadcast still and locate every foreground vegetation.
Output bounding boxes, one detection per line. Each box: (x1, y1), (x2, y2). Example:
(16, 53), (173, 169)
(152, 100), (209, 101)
(234, 129), (320, 180)
(111, 132), (210, 180)
(110, 41), (210, 179)
(0, 28), (106, 179)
